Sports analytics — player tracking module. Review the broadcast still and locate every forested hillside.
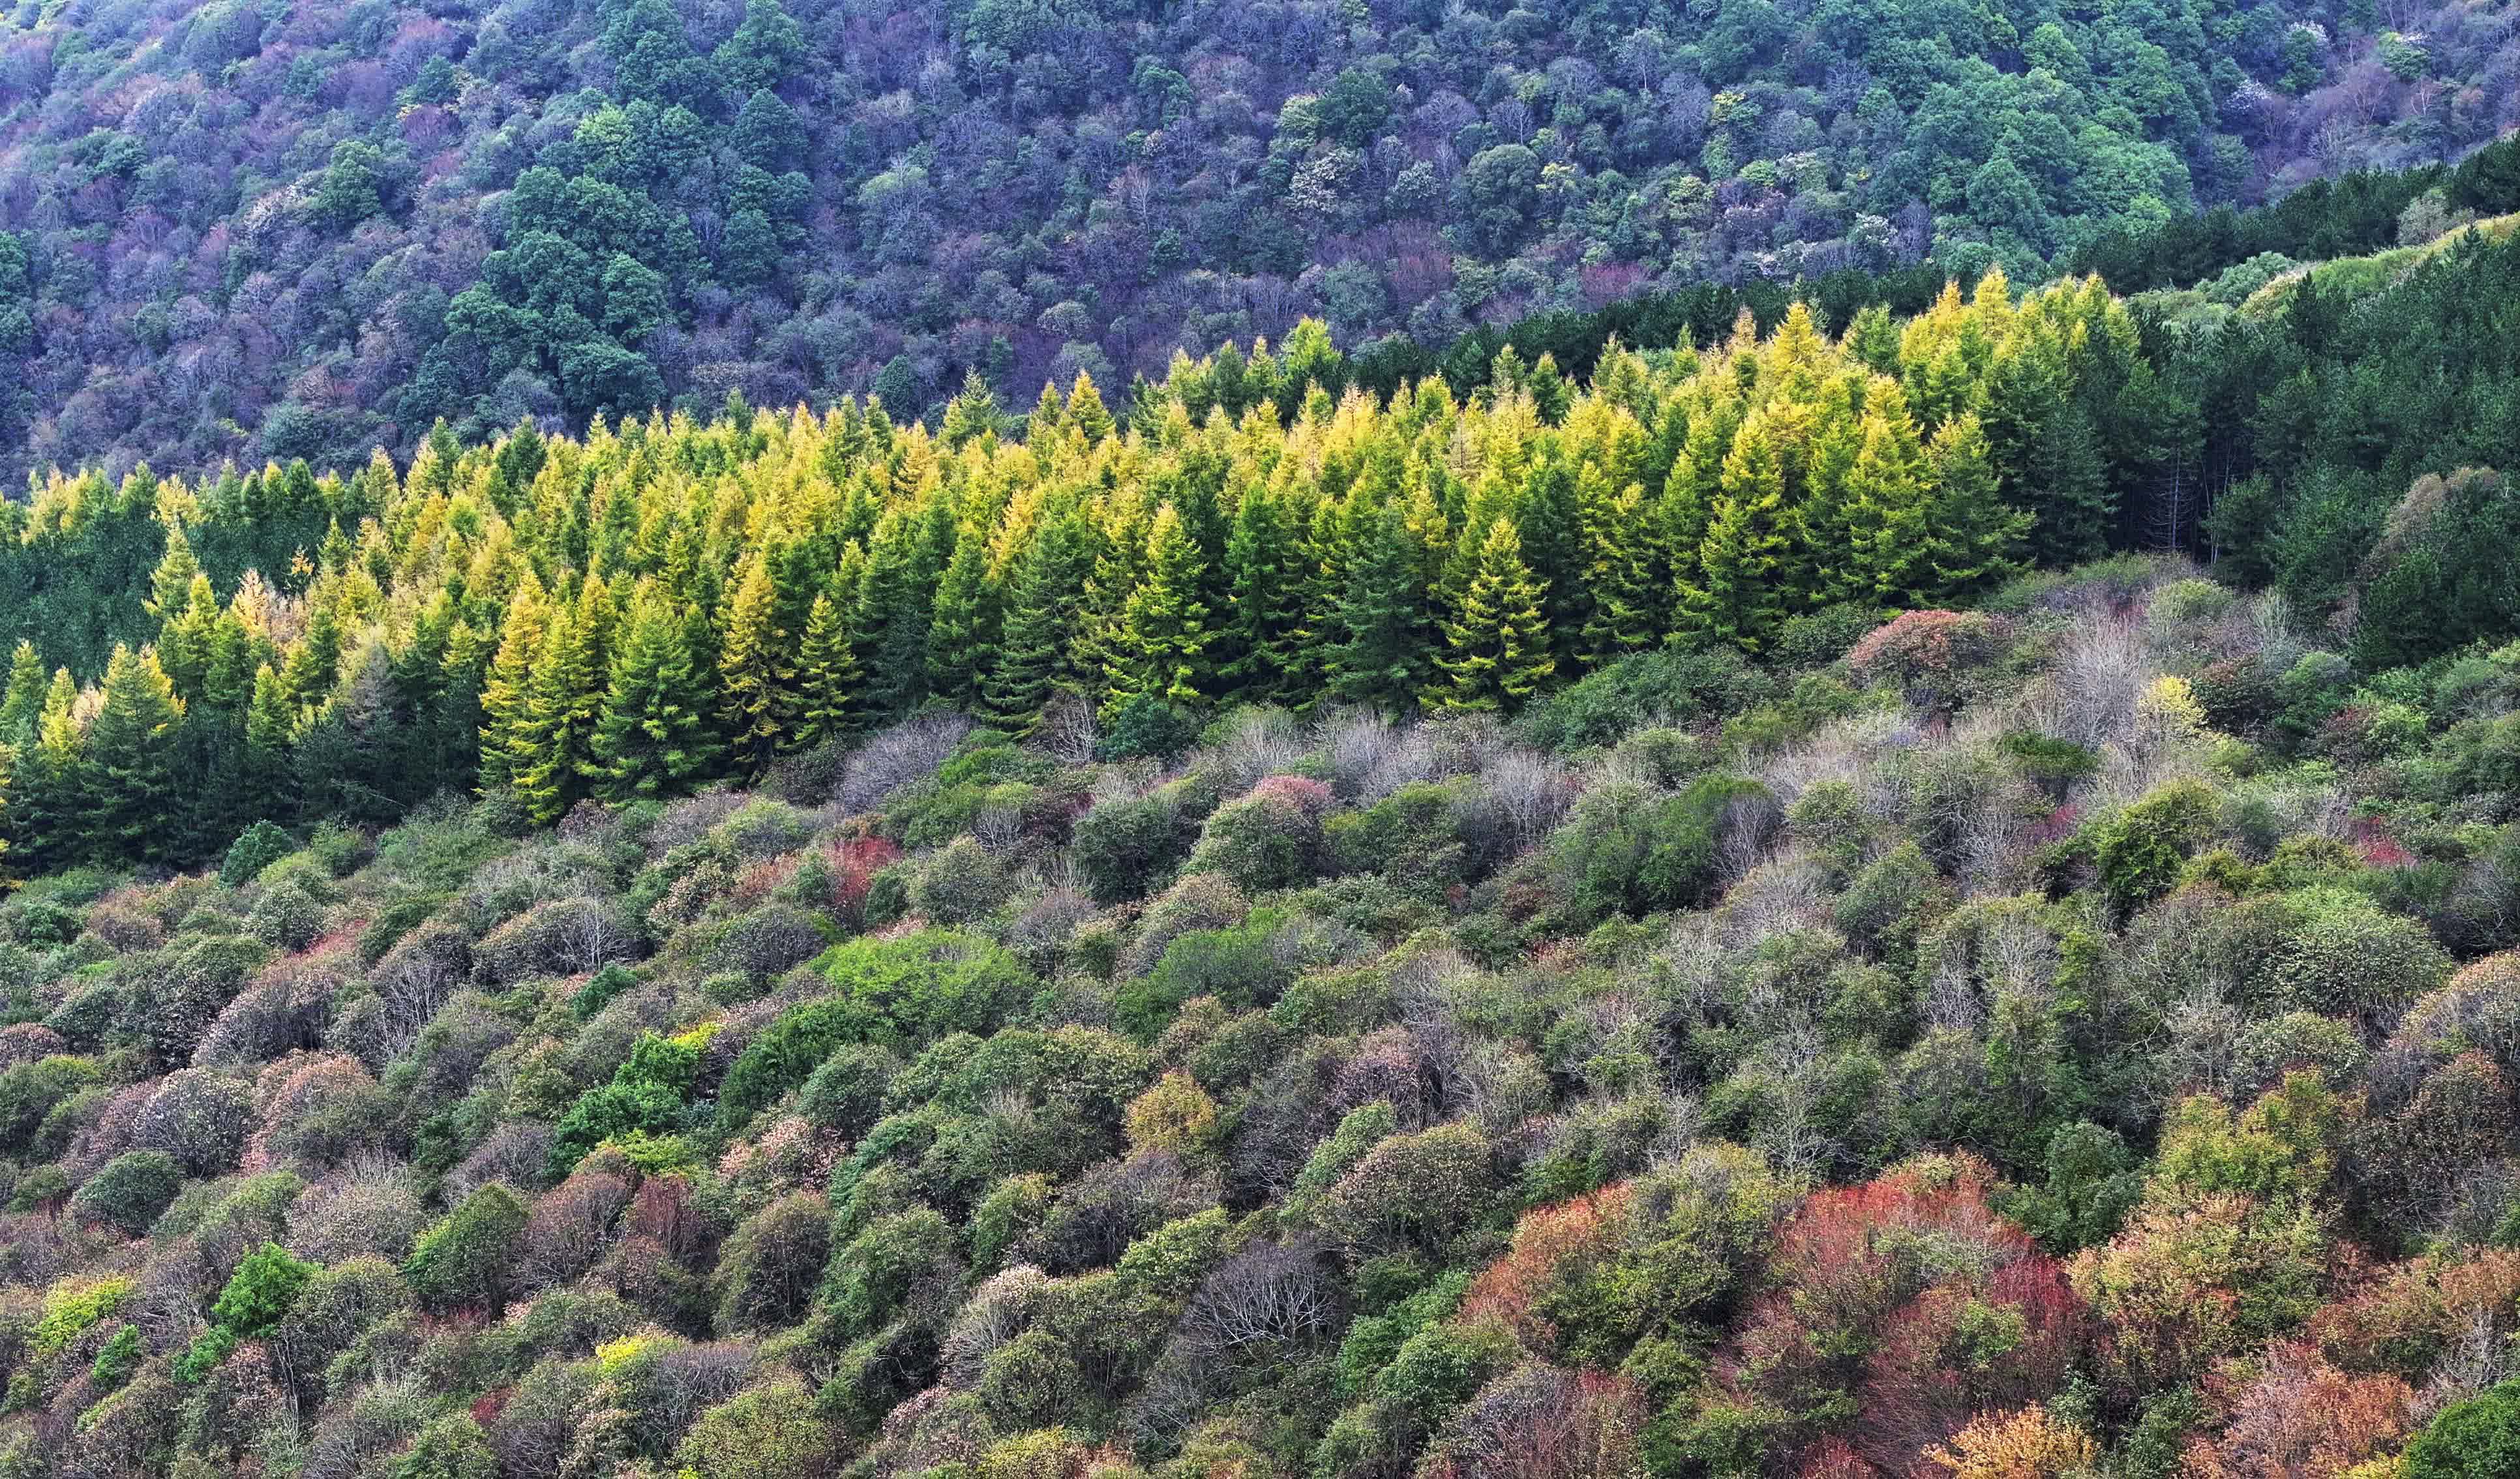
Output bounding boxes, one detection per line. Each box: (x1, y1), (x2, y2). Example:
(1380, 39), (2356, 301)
(4, 0), (2517, 481)
(14, 541), (2520, 1476)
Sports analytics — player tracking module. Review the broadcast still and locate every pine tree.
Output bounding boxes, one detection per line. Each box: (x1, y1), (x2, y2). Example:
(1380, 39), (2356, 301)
(279, 603), (344, 715)
(792, 589), (862, 751)
(1430, 516), (1556, 713)
(84, 645), (185, 863)
(717, 550), (789, 777)
(1832, 392), (1934, 608)
(590, 584), (723, 801)
(1104, 502), (1210, 713)
(1677, 415), (1795, 653)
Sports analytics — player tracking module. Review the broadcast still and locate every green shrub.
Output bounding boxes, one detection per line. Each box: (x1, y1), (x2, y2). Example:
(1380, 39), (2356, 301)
(2093, 780), (2221, 916)
(68, 1150), (184, 1235)
(87, 1322), (141, 1390)
(390, 1412), (500, 1479)
(213, 1240), (314, 1336)
(2403, 1377), (2520, 1479)
(1552, 773), (1775, 921)
(403, 1184), (529, 1311)
(33, 1275), (132, 1353)
(1072, 792), (1197, 904)
(0, 1054), (98, 1148)
(220, 822), (299, 887)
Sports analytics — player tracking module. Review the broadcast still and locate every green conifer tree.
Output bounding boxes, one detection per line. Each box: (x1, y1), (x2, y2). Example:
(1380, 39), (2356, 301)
(1431, 516), (1556, 712)
(717, 550), (789, 777)
(1325, 501), (1435, 710)
(792, 588), (862, 751)
(84, 645), (185, 863)
(1104, 503), (1210, 713)
(1677, 415), (1796, 653)
(590, 584), (723, 801)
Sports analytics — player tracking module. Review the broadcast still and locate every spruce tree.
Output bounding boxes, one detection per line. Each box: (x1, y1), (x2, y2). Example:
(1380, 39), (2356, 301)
(477, 573), (552, 796)
(11, 670), (84, 874)
(1104, 502), (1209, 713)
(0, 642), (44, 745)
(1677, 415), (1795, 653)
(84, 645), (185, 863)
(590, 584), (723, 801)
(1326, 501), (1435, 710)
(243, 663), (301, 823)
(981, 516), (1085, 734)
(1431, 516), (1556, 713)
(1923, 412), (2032, 599)
(1577, 475), (1661, 666)
(718, 550), (789, 779)
(511, 576), (610, 824)
(1216, 483), (1302, 701)
(792, 589), (862, 751)
(925, 533), (995, 710)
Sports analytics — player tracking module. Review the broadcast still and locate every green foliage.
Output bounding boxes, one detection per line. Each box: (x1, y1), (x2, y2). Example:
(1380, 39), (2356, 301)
(2403, 1377), (2520, 1479)
(67, 1150), (183, 1236)
(403, 1184), (528, 1311)
(211, 1241), (315, 1336)
(220, 821), (296, 887)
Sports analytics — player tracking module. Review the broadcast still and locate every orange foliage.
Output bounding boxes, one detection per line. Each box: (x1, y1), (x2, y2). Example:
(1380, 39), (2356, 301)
(1924, 1406), (2097, 1479)
(1458, 1184), (1638, 1356)
(2180, 1341), (2413, 1478)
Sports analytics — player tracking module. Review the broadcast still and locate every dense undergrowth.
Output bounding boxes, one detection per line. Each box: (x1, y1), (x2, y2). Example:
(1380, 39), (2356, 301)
(5, 560), (2520, 1475)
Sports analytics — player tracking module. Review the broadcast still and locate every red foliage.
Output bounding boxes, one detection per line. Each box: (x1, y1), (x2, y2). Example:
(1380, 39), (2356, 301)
(1458, 1183), (1637, 1355)
(1795, 1438), (1880, 1479)
(2028, 804), (2082, 846)
(627, 1174), (708, 1264)
(827, 835), (904, 916)
(1846, 611), (2004, 700)
(2347, 816), (2413, 867)
(1716, 1156), (2083, 1473)
(1251, 774), (1335, 818)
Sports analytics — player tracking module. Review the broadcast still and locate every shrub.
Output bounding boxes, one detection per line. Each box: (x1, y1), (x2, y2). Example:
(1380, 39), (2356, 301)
(1846, 610), (2005, 709)
(2403, 1377), (2520, 1479)
(244, 882), (327, 951)
(718, 931), (1036, 1127)
(1073, 789), (1201, 904)
(222, 822), (299, 888)
(213, 1240), (315, 1336)
(2092, 780), (2219, 916)
(797, 1043), (901, 1139)
(674, 1380), (838, 1479)
(68, 1148), (184, 1234)
(132, 1068), (256, 1176)
(2270, 887), (2453, 1019)
(390, 1413), (500, 1479)
(404, 1182), (530, 1311)
(33, 1274), (133, 1352)
(713, 1189), (831, 1332)
(1125, 1071), (1222, 1157)
(0, 1053), (100, 1147)
(88, 1321), (141, 1390)
(1322, 1121), (1497, 1258)
(1551, 773), (1776, 921)
(474, 896), (636, 984)
(1186, 782), (1330, 894)
(1098, 693), (1203, 760)
(910, 837), (1012, 925)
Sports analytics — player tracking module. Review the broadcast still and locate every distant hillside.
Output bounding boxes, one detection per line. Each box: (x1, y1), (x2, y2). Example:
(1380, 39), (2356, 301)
(3, 0), (2516, 481)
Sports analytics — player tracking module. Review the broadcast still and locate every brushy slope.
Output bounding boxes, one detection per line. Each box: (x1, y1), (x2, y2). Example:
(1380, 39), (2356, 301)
(6, 563), (2520, 1474)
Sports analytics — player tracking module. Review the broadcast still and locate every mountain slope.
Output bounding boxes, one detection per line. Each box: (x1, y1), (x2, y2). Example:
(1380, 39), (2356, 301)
(3, 0), (2515, 482)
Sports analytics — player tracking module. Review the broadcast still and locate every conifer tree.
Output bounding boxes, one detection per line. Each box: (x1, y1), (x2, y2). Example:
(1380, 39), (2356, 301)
(1923, 411), (2032, 599)
(1578, 477), (1661, 666)
(477, 573), (552, 796)
(242, 663), (300, 822)
(1677, 414), (1796, 652)
(510, 576), (611, 824)
(0, 642), (44, 744)
(718, 550), (789, 779)
(590, 584), (723, 801)
(1431, 517), (1555, 713)
(1833, 393), (1934, 607)
(792, 589), (862, 751)
(84, 645), (185, 863)
(981, 515), (1087, 734)
(1216, 483), (1302, 701)
(1326, 501), (1435, 710)
(11, 670), (84, 875)
(1104, 503), (1209, 713)
(925, 533), (995, 710)
(279, 603), (344, 715)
